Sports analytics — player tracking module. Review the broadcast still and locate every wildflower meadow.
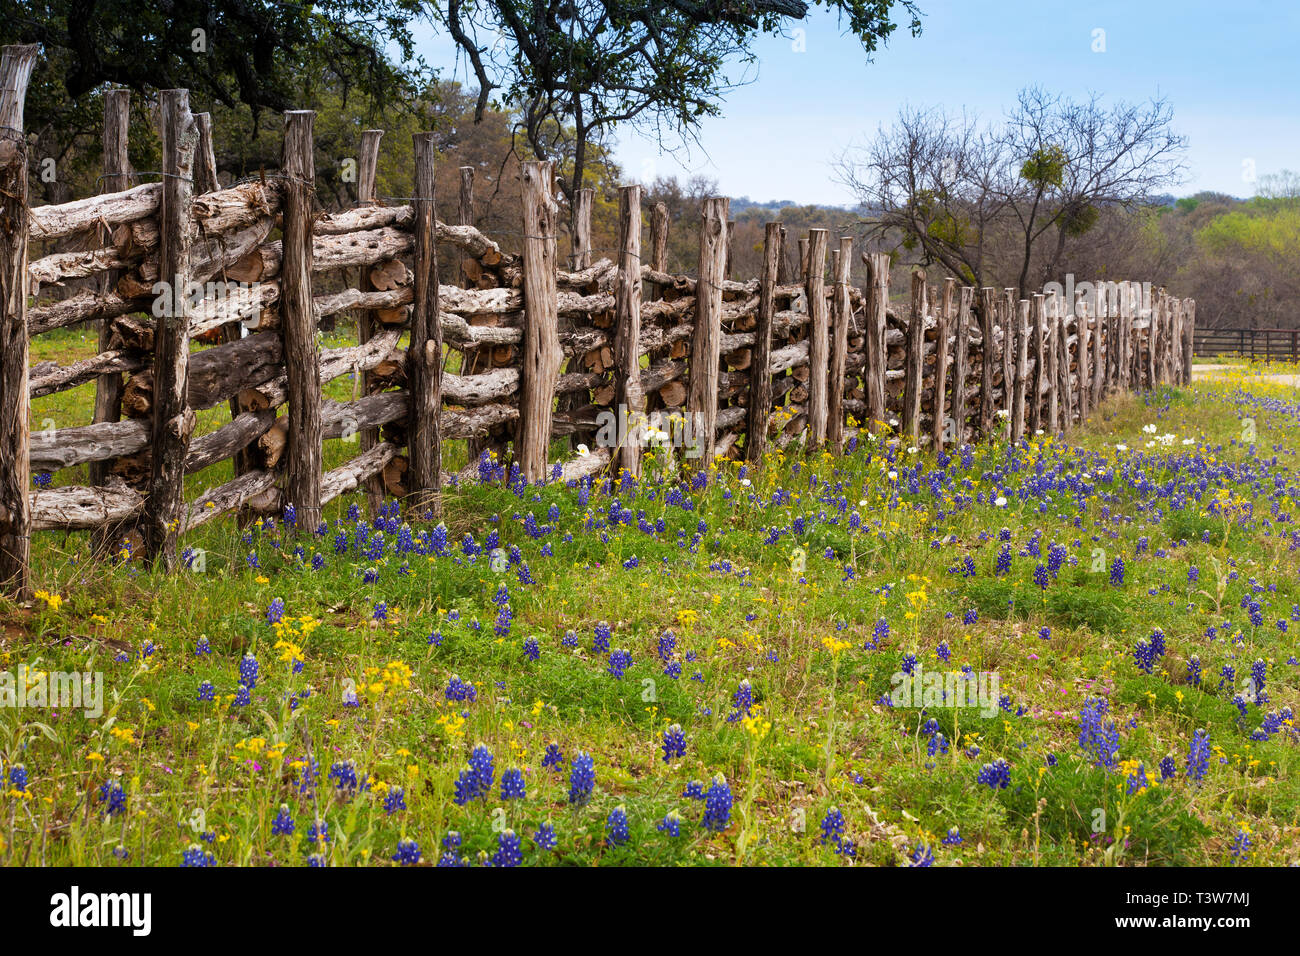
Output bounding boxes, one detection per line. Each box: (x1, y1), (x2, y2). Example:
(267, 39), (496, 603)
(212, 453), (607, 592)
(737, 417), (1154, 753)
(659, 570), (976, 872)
(3, 366), (1298, 871)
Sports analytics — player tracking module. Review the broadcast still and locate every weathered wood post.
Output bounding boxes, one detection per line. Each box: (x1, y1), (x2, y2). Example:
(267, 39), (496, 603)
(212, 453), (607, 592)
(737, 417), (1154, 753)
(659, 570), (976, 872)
(1001, 288), (1016, 428)
(827, 236), (852, 447)
(457, 166), (475, 285)
(1057, 293), (1074, 429)
(1182, 300), (1196, 386)
(1046, 292), (1060, 434)
(1029, 293), (1045, 436)
(901, 268), (926, 440)
(1097, 283), (1107, 408)
(0, 44), (37, 597)
(90, 89), (131, 492)
(930, 278), (954, 450)
(978, 287), (997, 437)
(407, 132), (442, 512)
(864, 252), (889, 430)
(571, 187), (593, 271)
(951, 286), (974, 446)
(518, 160), (564, 482)
(356, 129), (385, 511)
(143, 90), (199, 567)
(1121, 281), (1134, 390)
(776, 225), (791, 284)
(1075, 290), (1090, 419)
(1146, 290), (1160, 389)
(613, 185), (644, 479)
(798, 237), (810, 283)
(194, 112), (219, 193)
(747, 223), (781, 464)
(1012, 299), (1030, 443)
(281, 109), (322, 532)
(804, 229), (829, 447)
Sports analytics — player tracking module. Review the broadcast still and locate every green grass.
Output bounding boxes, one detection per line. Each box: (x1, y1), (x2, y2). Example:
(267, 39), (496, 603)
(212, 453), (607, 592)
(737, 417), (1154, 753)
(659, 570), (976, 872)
(2, 361), (1299, 867)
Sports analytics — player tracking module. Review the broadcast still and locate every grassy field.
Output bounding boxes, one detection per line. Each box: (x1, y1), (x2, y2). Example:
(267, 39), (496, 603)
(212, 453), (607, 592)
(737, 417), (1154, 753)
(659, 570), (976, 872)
(3, 359), (1299, 867)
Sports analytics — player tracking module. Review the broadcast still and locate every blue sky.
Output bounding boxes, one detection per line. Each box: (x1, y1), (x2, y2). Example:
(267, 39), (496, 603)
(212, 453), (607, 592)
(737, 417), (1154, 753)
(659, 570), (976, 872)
(411, 0), (1300, 206)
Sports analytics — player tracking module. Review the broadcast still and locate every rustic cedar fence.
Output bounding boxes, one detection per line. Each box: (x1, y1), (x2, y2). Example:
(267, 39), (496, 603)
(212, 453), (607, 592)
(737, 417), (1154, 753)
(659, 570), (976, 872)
(0, 45), (1196, 599)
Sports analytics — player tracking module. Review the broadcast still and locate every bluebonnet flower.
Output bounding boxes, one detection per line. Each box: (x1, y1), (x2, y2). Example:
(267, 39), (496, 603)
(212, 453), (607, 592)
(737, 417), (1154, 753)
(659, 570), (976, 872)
(500, 768), (527, 800)
(942, 827), (962, 845)
(197, 680), (215, 702)
(727, 679), (754, 722)
(1229, 826), (1252, 864)
(523, 636), (540, 661)
(272, 805), (295, 835)
(492, 830), (523, 867)
(657, 810), (683, 838)
(1186, 729), (1210, 784)
(97, 780), (127, 816)
(542, 743), (564, 771)
(606, 806), (631, 846)
(533, 822), (558, 850)
(592, 621), (612, 654)
(384, 787), (406, 815)
(607, 648), (632, 679)
(180, 844), (217, 867)
(1078, 697), (1120, 769)
(238, 653), (259, 689)
(701, 774), (732, 831)
(1109, 555), (1125, 586)
(662, 724), (687, 763)
(908, 844), (935, 867)
(392, 839), (421, 865)
(977, 757), (1011, 789)
(568, 751), (595, 806)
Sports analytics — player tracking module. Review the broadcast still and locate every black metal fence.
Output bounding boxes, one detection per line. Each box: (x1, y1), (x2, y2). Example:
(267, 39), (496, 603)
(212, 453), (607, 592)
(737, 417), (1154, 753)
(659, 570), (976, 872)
(1193, 327), (1300, 362)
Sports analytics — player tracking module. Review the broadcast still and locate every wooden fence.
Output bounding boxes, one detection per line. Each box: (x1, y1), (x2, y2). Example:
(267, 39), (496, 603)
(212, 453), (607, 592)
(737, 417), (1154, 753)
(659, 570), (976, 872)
(0, 45), (1196, 598)
(1193, 327), (1300, 363)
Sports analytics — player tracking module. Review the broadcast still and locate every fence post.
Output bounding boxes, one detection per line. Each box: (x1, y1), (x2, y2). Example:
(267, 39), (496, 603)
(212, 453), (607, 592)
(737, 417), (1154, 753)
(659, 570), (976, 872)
(408, 132), (442, 512)
(952, 286), (974, 446)
(747, 223), (781, 464)
(356, 129), (385, 512)
(281, 110), (322, 532)
(828, 236), (852, 447)
(1029, 293), (1045, 436)
(518, 160), (564, 482)
(930, 278), (954, 450)
(864, 252), (889, 430)
(1057, 293), (1074, 429)
(978, 287), (996, 437)
(798, 237), (809, 283)
(1012, 298), (1030, 443)
(571, 187), (593, 271)
(613, 184), (644, 479)
(143, 90), (199, 567)
(90, 89), (131, 492)
(0, 44), (38, 598)
(901, 268), (926, 440)
(1001, 288), (1016, 428)
(1184, 300), (1196, 385)
(1124, 281), (1137, 389)
(1091, 284), (1105, 406)
(776, 226), (791, 284)
(1046, 292), (1060, 434)
(1075, 290), (1089, 420)
(804, 229), (829, 447)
